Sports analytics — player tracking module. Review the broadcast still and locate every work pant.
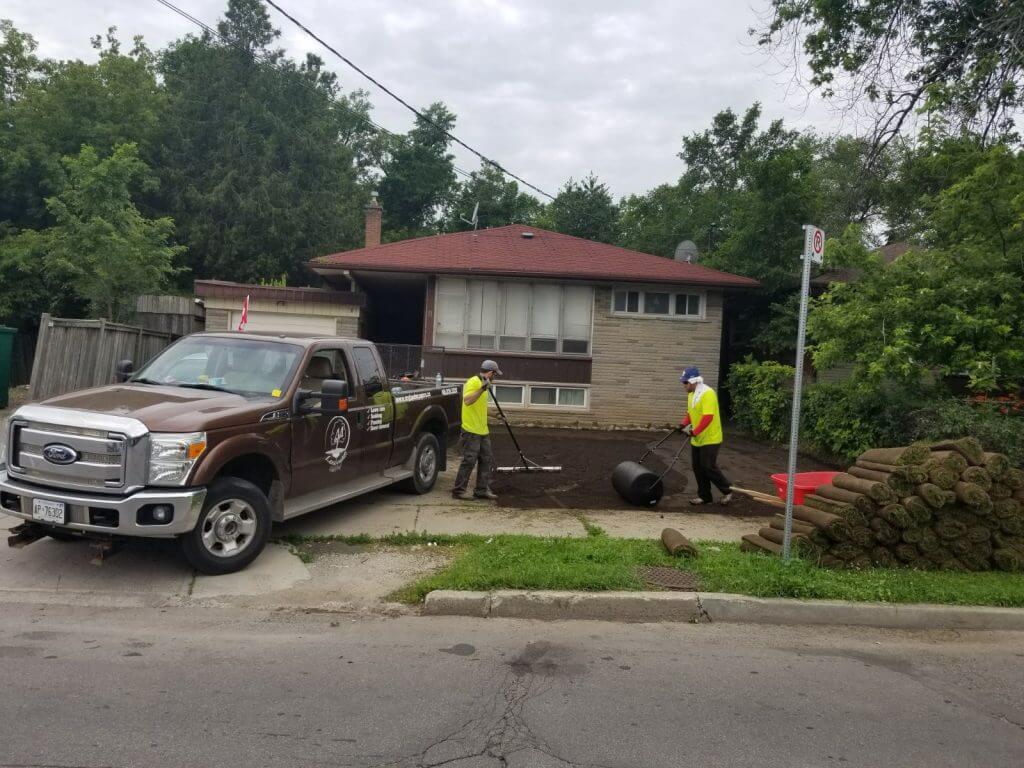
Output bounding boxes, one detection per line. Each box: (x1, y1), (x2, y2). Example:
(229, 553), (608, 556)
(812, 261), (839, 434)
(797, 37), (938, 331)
(691, 443), (731, 502)
(453, 431), (493, 495)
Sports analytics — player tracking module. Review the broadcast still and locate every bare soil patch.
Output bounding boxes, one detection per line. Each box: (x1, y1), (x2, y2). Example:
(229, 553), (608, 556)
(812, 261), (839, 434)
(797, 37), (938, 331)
(488, 426), (838, 517)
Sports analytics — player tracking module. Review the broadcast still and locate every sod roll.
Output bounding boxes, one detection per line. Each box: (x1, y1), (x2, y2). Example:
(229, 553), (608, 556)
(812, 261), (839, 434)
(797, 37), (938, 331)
(966, 526), (992, 544)
(992, 498), (1021, 519)
(1001, 516), (1024, 536)
(870, 517), (901, 546)
(876, 503), (913, 530)
(848, 465), (890, 483)
(908, 557), (933, 571)
(982, 452), (1011, 480)
(848, 526), (875, 548)
(902, 527), (923, 545)
(833, 473), (897, 504)
(954, 481), (989, 508)
(994, 548), (1024, 572)
(871, 546), (896, 567)
(855, 460), (927, 485)
(661, 528), (699, 558)
(803, 493), (853, 516)
(895, 543), (918, 563)
(991, 483), (1012, 500)
(792, 506), (853, 541)
(935, 519), (968, 541)
(901, 495), (932, 526)
(930, 450), (969, 474)
(741, 533), (783, 556)
(831, 542), (866, 562)
(858, 445), (930, 466)
(1004, 468), (1024, 490)
(769, 514), (816, 537)
(924, 460), (958, 490)
(961, 466), (992, 491)
(918, 483), (951, 509)
(931, 437), (985, 466)
(814, 484), (875, 515)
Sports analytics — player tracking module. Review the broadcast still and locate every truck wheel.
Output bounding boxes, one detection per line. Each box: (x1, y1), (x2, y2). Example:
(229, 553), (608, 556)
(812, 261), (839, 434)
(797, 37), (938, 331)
(181, 477), (271, 575)
(402, 432), (440, 494)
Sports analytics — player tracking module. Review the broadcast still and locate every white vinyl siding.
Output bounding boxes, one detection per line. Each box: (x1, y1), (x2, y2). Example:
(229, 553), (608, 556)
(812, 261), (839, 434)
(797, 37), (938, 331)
(434, 278), (594, 355)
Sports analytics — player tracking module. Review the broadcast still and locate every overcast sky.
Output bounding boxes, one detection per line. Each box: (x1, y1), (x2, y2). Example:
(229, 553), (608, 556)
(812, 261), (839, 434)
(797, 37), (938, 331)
(5, 0), (848, 200)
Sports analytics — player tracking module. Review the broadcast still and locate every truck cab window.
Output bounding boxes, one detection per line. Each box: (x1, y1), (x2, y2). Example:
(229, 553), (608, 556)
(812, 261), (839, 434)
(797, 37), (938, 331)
(352, 347), (382, 393)
(302, 350), (348, 392)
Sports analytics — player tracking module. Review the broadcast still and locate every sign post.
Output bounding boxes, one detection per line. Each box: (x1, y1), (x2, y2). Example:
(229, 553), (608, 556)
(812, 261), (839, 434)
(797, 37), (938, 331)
(782, 225), (824, 560)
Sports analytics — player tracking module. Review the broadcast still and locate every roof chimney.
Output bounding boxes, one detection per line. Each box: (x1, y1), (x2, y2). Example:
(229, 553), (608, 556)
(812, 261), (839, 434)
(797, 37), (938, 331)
(365, 191), (382, 248)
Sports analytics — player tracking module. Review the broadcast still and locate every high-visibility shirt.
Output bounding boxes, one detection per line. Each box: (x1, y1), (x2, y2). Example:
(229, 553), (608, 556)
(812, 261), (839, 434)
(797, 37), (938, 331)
(461, 375), (489, 436)
(687, 388), (723, 447)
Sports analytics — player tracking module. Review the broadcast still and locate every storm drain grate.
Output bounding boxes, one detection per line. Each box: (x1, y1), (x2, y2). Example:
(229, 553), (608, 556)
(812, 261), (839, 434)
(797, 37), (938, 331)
(637, 566), (703, 591)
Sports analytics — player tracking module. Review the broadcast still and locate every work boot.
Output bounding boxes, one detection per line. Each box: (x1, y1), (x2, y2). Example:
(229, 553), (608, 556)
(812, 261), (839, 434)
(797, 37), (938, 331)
(719, 493), (733, 506)
(689, 497), (709, 506)
(474, 490), (498, 500)
(452, 491), (474, 501)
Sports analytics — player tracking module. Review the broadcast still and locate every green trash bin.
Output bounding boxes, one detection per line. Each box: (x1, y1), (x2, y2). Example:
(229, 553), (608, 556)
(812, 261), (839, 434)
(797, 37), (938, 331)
(0, 326), (14, 409)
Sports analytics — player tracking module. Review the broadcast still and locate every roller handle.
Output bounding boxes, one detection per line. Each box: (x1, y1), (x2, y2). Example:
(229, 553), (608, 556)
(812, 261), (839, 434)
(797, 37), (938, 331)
(638, 428), (682, 465)
(648, 435), (691, 490)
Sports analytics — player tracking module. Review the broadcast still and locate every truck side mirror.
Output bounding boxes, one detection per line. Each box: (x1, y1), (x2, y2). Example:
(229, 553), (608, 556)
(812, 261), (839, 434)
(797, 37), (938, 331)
(320, 379), (350, 413)
(116, 359), (134, 383)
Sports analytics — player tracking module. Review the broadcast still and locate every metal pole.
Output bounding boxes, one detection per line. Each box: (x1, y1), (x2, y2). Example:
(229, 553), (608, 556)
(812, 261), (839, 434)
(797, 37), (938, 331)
(782, 226), (818, 560)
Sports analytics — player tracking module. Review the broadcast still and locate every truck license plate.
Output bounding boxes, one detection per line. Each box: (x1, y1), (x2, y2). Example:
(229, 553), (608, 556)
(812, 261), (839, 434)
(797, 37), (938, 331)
(32, 499), (66, 525)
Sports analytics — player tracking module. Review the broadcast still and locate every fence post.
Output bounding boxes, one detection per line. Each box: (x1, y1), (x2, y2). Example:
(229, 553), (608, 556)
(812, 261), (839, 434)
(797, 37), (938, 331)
(92, 318), (109, 386)
(28, 313), (52, 401)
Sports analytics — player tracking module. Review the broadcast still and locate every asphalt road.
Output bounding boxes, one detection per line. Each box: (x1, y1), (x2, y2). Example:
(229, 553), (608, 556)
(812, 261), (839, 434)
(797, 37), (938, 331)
(2, 602), (1023, 768)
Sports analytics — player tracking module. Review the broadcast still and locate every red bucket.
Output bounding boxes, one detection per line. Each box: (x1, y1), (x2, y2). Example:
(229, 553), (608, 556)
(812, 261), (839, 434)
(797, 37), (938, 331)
(770, 471), (839, 505)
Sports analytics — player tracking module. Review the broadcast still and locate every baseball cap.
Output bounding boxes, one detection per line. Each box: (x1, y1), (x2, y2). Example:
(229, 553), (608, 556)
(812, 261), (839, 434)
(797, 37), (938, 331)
(481, 360), (503, 376)
(679, 366), (700, 383)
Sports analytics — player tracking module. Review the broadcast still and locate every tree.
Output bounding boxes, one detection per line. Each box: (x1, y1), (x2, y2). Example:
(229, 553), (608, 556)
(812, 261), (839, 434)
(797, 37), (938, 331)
(810, 146), (1024, 391)
(442, 164), (542, 232)
(758, 0), (1024, 157)
(541, 173), (618, 243)
(157, 0), (372, 282)
(2, 144), (182, 323)
(378, 102), (458, 240)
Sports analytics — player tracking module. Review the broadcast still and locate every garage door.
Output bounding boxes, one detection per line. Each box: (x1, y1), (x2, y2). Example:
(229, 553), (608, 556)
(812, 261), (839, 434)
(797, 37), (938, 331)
(230, 311), (337, 335)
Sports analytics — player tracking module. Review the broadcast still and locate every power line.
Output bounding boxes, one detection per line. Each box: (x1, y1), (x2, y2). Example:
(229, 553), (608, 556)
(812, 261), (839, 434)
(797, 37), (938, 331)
(153, 0), (479, 182)
(263, 0), (555, 200)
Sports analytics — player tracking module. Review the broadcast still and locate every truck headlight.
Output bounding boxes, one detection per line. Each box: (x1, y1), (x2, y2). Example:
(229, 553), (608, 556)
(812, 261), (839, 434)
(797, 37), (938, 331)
(148, 432), (207, 486)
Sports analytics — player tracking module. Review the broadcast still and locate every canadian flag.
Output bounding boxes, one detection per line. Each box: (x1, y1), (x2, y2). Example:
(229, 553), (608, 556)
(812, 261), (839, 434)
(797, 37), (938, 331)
(237, 295), (250, 331)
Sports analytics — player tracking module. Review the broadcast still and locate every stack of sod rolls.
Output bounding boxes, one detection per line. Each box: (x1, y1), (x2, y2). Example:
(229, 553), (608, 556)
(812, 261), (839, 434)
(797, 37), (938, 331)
(740, 438), (1024, 572)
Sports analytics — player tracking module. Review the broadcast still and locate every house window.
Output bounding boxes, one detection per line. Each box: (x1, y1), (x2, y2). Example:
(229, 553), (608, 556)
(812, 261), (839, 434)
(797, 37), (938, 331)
(613, 287), (704, 319)
(530, 386), (557, 405)
(557, 387), (586, 407)
(493, 384), (524, 405)
(434, 278), (593, 355)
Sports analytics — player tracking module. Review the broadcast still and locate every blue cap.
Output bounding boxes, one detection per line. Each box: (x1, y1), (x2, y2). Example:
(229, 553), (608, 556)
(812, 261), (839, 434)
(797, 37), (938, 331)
(680, 366), (700, 383)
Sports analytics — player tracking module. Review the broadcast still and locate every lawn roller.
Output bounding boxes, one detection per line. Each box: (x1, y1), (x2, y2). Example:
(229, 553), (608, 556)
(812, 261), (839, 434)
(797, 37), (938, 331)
(611, 429), (690, 506)
(491, 390), (562, 473)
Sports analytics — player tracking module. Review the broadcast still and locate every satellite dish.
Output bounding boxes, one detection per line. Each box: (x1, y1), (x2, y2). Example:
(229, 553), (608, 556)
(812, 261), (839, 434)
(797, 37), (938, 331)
(674, 240), (700, 263)
(461, 202), (480, 230)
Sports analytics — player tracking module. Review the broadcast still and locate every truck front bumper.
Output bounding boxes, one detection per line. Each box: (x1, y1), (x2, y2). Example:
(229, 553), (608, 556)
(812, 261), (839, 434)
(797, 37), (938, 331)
(0, 468), (206, 538)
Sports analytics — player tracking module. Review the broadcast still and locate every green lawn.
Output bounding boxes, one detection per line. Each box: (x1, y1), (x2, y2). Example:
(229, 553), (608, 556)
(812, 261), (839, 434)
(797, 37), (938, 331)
(275, 529), (1024, 608)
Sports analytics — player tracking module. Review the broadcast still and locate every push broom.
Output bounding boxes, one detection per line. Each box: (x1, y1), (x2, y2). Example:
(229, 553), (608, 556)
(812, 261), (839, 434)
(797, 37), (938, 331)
(491, 390), (562, 473)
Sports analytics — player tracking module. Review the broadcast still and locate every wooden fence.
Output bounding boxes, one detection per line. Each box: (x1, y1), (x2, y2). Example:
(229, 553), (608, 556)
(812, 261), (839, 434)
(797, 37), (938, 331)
(29, 314), (180, 401)
(134, 294), (205, 336)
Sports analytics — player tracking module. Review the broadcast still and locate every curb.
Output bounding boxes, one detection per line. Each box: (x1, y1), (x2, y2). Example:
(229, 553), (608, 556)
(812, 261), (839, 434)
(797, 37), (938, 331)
(422, 590), (1024, 631)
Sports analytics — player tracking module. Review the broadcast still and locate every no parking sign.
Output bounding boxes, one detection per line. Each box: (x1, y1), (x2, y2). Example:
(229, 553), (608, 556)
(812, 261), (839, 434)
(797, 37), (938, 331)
(804, 225), (825, 265)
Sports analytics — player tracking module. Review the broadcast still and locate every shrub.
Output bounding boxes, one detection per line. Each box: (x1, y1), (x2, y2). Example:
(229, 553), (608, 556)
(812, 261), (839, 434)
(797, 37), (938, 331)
(908, 399), (1024, 466)
(726, 359), (794, 442)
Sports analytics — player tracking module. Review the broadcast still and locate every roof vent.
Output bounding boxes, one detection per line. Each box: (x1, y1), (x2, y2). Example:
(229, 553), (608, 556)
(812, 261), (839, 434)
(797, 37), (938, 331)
(521, 231), (534, 239)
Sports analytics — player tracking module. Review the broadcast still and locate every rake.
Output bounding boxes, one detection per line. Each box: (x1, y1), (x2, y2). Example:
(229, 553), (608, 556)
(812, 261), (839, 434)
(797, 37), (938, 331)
(491, 392), (562, 473)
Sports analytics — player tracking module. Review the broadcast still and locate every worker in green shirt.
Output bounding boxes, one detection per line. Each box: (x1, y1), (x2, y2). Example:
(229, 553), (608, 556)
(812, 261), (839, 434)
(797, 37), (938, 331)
(678, 366), (733, 506)
(452, 359), (502, 501)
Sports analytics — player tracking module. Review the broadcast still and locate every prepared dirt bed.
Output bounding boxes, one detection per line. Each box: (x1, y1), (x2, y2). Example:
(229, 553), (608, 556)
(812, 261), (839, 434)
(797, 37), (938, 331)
(487, 426), (837, 516)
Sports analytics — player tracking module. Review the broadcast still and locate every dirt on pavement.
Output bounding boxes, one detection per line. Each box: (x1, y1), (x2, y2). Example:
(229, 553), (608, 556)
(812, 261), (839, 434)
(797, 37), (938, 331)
(487, 426), (838, 517)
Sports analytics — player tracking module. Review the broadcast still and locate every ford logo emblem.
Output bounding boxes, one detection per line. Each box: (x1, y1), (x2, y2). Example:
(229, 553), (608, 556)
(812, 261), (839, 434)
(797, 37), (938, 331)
(43, 444), (79, 465)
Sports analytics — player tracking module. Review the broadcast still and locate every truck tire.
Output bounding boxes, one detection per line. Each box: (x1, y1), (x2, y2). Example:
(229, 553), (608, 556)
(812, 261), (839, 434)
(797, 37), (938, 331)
(401, 432), (440, 495)
(181, 477), (271, 575)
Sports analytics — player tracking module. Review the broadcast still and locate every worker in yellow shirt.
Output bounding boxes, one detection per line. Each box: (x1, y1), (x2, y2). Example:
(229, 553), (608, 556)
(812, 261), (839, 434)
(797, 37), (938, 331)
(678, 366), (733, 506)
(452, 359), (502, 501)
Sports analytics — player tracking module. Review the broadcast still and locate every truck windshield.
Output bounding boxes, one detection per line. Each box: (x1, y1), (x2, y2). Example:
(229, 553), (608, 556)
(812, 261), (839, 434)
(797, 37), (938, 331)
(133, 337), (303, 398)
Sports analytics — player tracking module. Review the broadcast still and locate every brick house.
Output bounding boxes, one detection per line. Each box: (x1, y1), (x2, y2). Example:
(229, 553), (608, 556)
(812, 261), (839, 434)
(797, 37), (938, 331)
(296, 201), (757, 428)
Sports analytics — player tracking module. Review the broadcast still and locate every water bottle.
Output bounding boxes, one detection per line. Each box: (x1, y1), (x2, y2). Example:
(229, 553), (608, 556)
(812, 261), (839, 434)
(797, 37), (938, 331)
(435, 372), (442, 388)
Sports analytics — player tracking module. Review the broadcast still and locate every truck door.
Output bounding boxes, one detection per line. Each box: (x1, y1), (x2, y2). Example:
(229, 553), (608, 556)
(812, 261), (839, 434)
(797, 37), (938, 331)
(349, 345), (394, 474)
(291, 349), (366, 495)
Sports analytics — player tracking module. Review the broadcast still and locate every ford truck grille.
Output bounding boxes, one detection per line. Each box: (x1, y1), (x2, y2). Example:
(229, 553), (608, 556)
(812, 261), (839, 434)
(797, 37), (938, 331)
(9, 423), (128, 492)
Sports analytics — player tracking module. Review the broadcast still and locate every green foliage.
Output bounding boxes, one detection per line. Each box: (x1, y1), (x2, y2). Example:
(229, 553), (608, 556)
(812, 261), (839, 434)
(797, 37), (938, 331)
(378, 102), (458, 240)
(539, 173), (619, 243)
(758, 1), (1023, 150)
(2, 143), (182, 322)
(907, 399), (1024, 467)
(442, 164), (542, 232)
(810, 145), (1024, 391)
(725, 358), (795, 443)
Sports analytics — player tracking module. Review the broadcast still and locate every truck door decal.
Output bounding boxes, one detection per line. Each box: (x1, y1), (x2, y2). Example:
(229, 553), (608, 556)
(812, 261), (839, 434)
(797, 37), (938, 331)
(324, 416), (351, 471)
(367, 405), (389, 432)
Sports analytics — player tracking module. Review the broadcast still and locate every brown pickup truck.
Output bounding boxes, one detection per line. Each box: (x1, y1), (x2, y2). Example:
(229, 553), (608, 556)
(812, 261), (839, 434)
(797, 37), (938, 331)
(0, 332), (461, 573)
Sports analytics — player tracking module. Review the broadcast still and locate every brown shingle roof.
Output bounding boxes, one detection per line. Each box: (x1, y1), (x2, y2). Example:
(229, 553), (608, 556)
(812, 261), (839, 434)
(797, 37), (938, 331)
(311, 225), (759, 288)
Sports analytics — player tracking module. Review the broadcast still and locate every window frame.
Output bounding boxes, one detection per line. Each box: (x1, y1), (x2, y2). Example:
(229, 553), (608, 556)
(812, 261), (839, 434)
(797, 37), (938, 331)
(612, 286), (706, 321)
(433, 278), (595, 356)
(473, 379), (589, 412)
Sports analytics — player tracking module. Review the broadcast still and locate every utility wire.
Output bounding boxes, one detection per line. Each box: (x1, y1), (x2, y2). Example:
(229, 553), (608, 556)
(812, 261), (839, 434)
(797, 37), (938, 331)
(153, 0), (479, 182)
(263, 0), (555, 200)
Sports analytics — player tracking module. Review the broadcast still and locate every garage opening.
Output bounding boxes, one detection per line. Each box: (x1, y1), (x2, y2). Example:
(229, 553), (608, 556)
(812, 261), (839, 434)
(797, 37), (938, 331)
(355, 273), (426, 346)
